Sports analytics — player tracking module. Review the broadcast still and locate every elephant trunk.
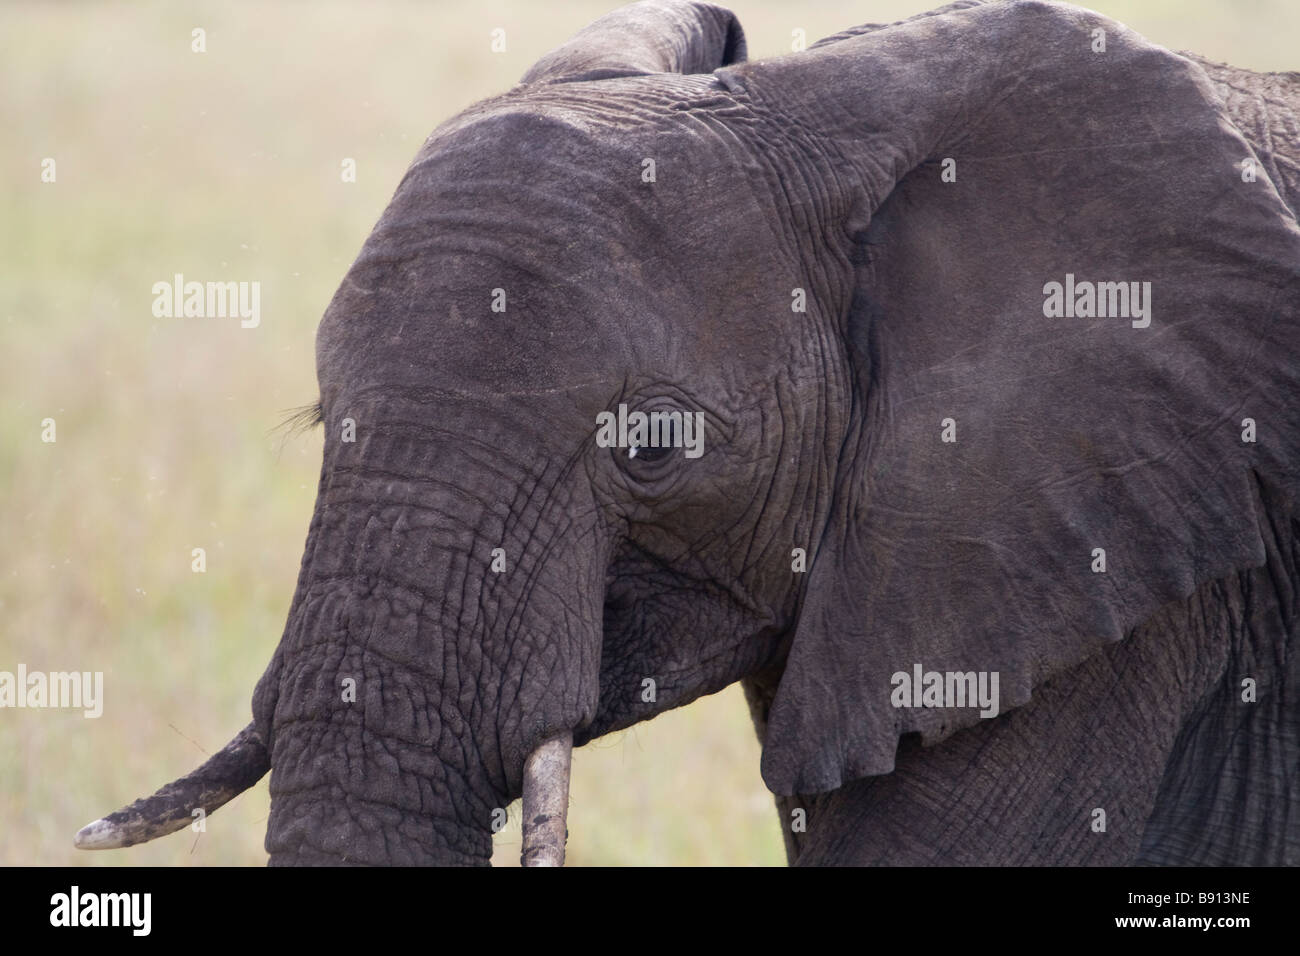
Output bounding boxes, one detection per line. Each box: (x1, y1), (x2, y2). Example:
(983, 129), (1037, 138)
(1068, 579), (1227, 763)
(78, 399), (602, 864)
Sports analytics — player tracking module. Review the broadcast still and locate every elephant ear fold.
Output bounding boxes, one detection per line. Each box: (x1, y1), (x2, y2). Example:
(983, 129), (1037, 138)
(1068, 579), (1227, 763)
(521, 0), (745, 84)
(724, 1), (1300, 796)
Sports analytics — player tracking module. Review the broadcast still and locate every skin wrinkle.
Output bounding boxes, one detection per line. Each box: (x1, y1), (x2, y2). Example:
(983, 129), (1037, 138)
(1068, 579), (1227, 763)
(1138, 480), (1299, 863)
(615, 548), (765, 626)
(613, 572), (764, 647)
(677, 78), (843, 291)
(1197, 61), (1300, 218)
(268, 720), (483, 831)
(486, 454), (605, 746)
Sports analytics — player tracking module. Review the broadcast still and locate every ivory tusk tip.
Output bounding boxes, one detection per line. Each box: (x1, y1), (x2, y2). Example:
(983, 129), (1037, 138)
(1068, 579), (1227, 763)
(74, 819), (126, 850)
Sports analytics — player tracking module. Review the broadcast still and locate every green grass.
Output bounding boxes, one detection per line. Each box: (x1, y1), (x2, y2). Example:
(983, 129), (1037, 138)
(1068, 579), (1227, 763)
(2, 0), (1294, 866)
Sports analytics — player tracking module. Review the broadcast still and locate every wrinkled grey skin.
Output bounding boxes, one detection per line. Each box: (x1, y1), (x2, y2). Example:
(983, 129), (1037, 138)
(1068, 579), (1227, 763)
(91, 0), (1300, 865)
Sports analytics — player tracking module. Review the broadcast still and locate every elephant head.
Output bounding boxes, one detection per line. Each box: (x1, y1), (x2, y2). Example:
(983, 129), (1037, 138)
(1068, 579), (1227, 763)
(77, 0), (1300, 865)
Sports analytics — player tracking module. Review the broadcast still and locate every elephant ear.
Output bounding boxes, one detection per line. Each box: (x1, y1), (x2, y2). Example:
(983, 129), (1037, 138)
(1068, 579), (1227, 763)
(718, 0), (1300, 796)
(521, 0), (745, 84)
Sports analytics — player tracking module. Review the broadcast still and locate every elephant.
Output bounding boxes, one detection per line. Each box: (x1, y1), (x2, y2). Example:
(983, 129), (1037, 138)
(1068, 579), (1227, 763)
(76, 0), (1300, 866)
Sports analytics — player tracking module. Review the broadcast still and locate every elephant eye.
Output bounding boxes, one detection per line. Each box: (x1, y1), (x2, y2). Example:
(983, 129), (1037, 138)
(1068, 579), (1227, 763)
(603, 403), (704, 477)
(611, 407), (697, 474)
(627, 442), (675, 464)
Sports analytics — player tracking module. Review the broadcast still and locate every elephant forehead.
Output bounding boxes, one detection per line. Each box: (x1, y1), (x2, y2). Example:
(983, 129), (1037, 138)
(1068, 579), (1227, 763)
(314, 99), (803, 400)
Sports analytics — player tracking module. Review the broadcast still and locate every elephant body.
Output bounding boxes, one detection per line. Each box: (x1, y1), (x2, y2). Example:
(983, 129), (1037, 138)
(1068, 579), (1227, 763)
(80, 0), (1300, 866)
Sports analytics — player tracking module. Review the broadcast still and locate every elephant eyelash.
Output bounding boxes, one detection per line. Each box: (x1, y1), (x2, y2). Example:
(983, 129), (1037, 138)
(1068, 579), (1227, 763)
(277, 400), (324, 437)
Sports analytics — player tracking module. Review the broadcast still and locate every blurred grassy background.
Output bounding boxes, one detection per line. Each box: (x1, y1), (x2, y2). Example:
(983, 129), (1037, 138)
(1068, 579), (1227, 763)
(1, 0), (1294, 867)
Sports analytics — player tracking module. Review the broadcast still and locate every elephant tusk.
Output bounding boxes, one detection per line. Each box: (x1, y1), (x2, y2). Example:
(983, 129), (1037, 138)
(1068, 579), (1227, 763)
(74, 722), (269, 850)
(520, 731), (573, 867)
